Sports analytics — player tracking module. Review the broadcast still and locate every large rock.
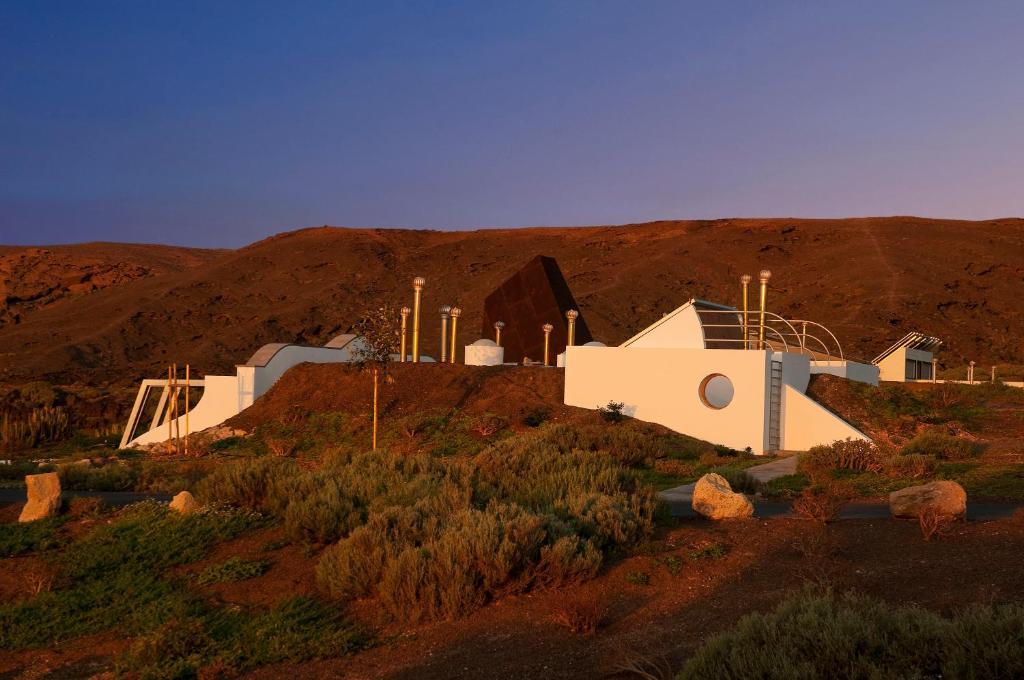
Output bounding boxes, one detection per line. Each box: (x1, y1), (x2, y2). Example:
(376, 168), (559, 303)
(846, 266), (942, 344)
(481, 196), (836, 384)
(169, 490), (200, 514)
(18, 472), (62, 522)
(692, 473), (754, 520)
(889, 480), (967, 518)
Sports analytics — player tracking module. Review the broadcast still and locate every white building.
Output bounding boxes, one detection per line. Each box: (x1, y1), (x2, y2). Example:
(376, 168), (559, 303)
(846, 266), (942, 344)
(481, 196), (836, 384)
(120, 335), (376, 447)
(872, 332), (942, 382)
(563, 299), (874, 454)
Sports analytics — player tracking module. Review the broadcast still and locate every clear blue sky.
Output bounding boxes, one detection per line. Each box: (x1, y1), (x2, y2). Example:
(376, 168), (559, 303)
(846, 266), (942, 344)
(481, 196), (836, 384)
(2, 1), (1023, 247)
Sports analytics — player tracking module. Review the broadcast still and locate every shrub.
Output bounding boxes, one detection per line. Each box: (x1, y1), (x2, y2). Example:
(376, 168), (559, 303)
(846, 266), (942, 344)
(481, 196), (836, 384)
(711, 468), (762, 495)
(66, 496), (105, 519)
(195, 457), (299, 512)
(792, 484), (846, 523)
(282, 477), (363, 545)
(678, 588), (1024, 679)
(521, 406), (550, 428)
(197, 557), (270, 585)
(550, 589), (609, 635)
(806, 439), (885, 474)
(625, 571), (650, 586)
(599, 401), (626, 423)
(58, 462), (138, 491)
(0, 517), (64, 557)
(918, 507), (954, 542)
(653, 459), (696, 478)
(901, 430), (984, 461)
(688, 542), (727, 560)
(468, 413), (507, 437)
(884, 453), (937, 479)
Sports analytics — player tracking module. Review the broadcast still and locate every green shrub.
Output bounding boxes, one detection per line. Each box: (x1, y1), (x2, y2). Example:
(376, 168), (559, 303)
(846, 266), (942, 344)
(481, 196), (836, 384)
(901, 430), (984, 460)
(0, 459), (41, 482)
(678, 588), (1024, 679)
(710, 468), (762, 495)
(625, 571), (650, 586)
(599, 401), (626, 423)
(0, 502), (263, 649)
(196, 557), (270, 585)
(521, 406), (550, 428)
(196, 457), (299, 511)
(58, 462), (138, 491)
(119, 597), (366, 678)
(688, 543), (727, 560)
(283, 477), (363, 545)
(0, 517), (65, 557)
(806, 439), (885, 474)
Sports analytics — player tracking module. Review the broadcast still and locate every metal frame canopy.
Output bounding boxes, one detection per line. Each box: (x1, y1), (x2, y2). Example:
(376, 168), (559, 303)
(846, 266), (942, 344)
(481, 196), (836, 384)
(872, 332), (943, 365)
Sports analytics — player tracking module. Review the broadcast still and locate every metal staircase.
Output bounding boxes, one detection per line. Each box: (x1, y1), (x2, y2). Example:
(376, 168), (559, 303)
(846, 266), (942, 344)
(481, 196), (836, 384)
(767, 359), (783, 451)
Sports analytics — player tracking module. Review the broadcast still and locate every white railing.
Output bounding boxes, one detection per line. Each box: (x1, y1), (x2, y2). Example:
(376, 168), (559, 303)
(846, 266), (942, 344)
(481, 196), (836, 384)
(694, 309), (845, 362)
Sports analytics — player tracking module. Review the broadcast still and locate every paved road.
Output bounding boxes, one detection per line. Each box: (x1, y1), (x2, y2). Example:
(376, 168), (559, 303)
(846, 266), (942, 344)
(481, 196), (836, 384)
(658, 454), (1022, 521)
(0, 489), (172, 506)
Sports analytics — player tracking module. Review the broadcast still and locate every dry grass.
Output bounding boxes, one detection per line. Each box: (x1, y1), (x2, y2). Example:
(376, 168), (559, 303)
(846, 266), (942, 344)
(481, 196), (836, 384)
(549, 589), (610, 635)
(792, 484), (847, 523)
(918, 508), (955, 542)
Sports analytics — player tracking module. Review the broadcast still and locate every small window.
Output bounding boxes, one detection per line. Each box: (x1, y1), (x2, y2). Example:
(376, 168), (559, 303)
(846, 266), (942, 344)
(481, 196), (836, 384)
(699, 373), (734, 409)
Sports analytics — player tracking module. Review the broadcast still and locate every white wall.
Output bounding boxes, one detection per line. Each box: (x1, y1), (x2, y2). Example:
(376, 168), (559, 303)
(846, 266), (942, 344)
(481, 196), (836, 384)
(621, 303), (706, 349)
(237, 341), (367, 410)
(876, 347), (907, 381)
(130, 375), (240, 446)
(564, 346), (771, 453)
(811, 360), (880, 386)
(781, 383), (870, 450)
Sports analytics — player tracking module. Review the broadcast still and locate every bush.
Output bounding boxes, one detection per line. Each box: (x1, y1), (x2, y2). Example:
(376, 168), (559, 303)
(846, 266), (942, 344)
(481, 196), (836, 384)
(806, 439), (885, 474)
(550, 590), (610, 635)
(884, 453), (937, 479)
(901, 430), (984, 461)
(521, 406), (550, 428)
(0, 517), (64, 557)
(678, 588), (1024, 679)
(711, 468), (762, 495)
(599, 401), (626, 423)
(196, 557), (270, 585)
(196, 457), (299, 512)
(282, 476), (363, 545)
(792, 484), (846, 523)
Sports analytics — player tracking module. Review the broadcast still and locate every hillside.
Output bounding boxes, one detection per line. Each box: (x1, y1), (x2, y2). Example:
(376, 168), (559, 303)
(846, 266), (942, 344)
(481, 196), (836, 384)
(1, 217), (1023, 387)
(0, 242), (224, 327)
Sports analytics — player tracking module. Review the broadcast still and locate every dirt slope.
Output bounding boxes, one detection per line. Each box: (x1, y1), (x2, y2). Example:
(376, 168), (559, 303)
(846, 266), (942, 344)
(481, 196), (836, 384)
(0, 242), (224, 327)
(1, 217), (1022, 387)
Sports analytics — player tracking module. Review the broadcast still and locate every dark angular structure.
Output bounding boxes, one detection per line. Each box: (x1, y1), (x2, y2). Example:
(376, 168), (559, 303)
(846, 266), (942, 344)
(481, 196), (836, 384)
(482, 255), (593, 363)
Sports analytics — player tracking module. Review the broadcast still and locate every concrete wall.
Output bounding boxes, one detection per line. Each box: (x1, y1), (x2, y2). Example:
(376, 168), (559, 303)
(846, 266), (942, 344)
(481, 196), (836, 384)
(876, 347), (907, 381)
(621, 303), (705, 349)
(237, 342), (366, 410)
(564, 346), (771, 453)
(811, 360), (880, 386)
(131, 375), (240, 446)
(781, 383), (870, 450)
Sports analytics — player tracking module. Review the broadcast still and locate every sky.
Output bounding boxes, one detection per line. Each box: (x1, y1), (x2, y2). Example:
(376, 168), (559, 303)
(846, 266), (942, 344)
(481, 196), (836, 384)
(2, 1), (1023, 248)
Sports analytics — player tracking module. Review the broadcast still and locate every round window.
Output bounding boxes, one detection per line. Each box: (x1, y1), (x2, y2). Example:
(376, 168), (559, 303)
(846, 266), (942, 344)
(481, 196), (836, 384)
(699, 373), (734, 409)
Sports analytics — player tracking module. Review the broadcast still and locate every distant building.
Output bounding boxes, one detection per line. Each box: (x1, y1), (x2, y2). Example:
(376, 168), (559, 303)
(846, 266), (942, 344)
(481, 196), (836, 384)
(872, 332), (942, 382)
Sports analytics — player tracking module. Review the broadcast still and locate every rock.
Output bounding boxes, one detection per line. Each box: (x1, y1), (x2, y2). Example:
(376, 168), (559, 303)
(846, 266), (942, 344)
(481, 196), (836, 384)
(169, 491), (199, 514)
(692, 473), (754, 520)
(889, 480), (966, 518)
(19, 472), (62, 522)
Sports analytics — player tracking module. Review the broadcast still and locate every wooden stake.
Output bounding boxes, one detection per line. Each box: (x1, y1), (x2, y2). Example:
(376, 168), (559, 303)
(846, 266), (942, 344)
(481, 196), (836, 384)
(372, 367), (379, 451)
(185, 364), (190, 456)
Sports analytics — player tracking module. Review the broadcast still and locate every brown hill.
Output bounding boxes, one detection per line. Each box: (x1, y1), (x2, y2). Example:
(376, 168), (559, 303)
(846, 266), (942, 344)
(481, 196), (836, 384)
(1, 217), (1022, 388)
(0, 242), (224, 327)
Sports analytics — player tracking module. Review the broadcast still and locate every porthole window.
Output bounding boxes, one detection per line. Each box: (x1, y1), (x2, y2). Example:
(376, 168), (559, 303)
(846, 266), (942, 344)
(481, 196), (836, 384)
(699, 373), (734, 409)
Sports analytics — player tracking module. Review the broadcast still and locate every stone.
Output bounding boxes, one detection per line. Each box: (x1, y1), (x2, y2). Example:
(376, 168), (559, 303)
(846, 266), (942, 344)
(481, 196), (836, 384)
(169, 490), (200, 514)
(691, 473), (754, 520)
(889, 480), (966, 518)
(18, 472), (62, 522)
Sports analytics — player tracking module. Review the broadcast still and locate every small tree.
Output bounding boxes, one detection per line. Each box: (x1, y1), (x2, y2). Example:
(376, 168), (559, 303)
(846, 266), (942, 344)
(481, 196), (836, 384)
(351, 305), (400, 451)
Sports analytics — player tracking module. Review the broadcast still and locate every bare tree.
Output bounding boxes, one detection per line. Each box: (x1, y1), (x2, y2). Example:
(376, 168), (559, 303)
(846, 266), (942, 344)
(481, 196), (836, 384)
(351, 305), (400, 450)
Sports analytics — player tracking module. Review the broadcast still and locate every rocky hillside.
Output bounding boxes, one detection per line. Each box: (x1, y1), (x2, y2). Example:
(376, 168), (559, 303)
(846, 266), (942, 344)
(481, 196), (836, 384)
(1, 217), (1022, 387)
